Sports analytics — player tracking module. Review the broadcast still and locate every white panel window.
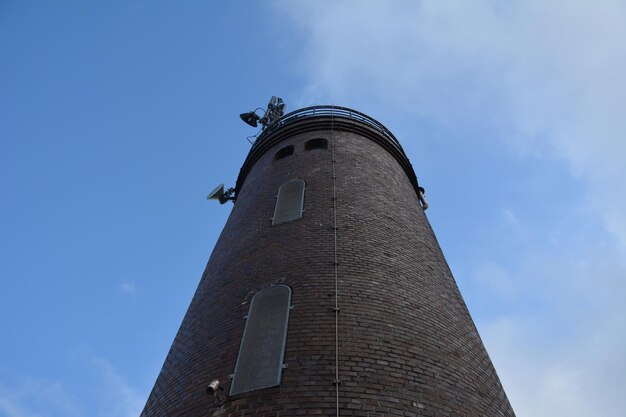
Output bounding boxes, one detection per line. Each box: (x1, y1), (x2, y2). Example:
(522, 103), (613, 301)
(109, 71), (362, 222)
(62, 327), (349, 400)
(272, 180), (305, 225)
(230, 285), (292, 395)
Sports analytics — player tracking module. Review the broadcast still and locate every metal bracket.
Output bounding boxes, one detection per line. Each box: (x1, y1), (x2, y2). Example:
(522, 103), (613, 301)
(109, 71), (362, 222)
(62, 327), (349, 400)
(219, 187), (236, 205)
(213, 391), (227, 406)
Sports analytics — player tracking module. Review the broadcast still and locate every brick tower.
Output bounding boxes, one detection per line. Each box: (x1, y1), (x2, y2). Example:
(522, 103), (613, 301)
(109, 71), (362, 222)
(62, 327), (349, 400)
(141, 105), (516, 416)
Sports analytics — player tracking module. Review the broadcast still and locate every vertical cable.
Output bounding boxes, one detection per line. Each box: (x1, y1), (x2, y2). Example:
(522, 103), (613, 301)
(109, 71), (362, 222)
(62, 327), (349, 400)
(330, 105), (340, 417)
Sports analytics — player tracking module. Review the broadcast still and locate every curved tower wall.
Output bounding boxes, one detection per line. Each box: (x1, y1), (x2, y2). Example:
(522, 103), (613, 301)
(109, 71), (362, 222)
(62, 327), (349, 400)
(141, 108), (516, 417)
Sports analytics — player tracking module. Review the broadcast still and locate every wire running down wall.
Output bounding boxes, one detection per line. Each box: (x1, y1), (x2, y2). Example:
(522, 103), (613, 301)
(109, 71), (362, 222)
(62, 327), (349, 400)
(141, 105), (516, 417)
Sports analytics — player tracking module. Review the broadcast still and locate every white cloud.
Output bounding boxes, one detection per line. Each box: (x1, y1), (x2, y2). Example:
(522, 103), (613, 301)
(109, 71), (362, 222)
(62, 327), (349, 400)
(463, 213), (626, 416)
(472, 261), (516, 298)
(91, 356), (144, 417)
(275, 0), (626, 247)
(0, 355), (142, 417)
(0, 378), (81, 417)
(274, 1), (626, 415)
(0, 394), (39, 417)
(119, 281), (136, 295)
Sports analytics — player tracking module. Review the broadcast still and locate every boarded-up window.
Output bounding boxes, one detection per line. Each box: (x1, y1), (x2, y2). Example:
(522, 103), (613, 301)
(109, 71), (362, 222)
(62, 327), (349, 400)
(230, 285), (292, 395)
(272, 180), (305, 225)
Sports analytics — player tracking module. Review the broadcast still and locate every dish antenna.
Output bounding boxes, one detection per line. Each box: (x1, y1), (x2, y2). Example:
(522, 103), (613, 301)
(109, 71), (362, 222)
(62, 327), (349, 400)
(240, 96), (286, 130)
(207, 184), (235, 204)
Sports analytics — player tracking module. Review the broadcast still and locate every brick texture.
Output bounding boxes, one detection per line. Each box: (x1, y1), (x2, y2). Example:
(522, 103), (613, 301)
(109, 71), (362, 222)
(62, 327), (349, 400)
(141, 112), (516, 417)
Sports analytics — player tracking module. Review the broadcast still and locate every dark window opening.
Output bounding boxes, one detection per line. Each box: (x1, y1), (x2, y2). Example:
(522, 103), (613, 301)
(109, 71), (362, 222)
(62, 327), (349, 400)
(305, 138), (328, 150)
(274, 145), (294, 160)
(230, 285), (292, 395)
(272, 180), (306, 225)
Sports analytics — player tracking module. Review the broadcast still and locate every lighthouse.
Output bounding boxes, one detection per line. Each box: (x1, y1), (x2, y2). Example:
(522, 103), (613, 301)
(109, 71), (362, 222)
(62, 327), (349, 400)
(141, 104), (515, 416)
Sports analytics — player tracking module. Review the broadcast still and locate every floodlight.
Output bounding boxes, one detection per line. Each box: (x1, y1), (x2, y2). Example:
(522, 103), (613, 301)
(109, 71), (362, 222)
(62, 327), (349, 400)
(239, 112), (260, 127)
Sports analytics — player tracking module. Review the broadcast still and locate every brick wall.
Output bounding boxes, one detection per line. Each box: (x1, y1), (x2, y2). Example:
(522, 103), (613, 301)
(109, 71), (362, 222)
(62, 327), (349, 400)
(141, 115), (516, 417)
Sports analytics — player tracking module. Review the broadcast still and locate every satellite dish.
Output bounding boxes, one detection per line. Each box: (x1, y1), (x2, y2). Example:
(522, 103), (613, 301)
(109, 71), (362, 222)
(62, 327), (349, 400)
(207, 184), (225, 200)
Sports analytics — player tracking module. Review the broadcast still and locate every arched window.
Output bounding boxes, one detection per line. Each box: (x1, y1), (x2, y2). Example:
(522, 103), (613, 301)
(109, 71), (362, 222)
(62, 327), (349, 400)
(272, 180), (306, 225)
(305, 138), (328, 150)
(274, 145), (294, 160)
(230, 285), (292, 395)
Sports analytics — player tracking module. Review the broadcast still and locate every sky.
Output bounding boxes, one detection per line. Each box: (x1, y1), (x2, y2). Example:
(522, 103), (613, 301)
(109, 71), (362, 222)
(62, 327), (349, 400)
(1, 1), (625, 416)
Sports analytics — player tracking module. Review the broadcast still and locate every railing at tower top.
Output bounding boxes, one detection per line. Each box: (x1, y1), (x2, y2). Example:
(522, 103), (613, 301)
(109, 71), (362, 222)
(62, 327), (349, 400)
(252, 105), (406, 154)
(237, 104), (421, 198)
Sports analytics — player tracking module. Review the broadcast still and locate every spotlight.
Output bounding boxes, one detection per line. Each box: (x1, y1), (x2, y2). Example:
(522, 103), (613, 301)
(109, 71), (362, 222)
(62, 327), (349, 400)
(239, 111), (260, 127)
(206, 379), (227, 405)
(206, 379), (222, 396)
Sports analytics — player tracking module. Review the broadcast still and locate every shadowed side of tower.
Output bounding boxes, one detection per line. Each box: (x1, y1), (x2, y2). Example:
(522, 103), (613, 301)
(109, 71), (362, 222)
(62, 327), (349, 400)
(141, 106), (516, 417)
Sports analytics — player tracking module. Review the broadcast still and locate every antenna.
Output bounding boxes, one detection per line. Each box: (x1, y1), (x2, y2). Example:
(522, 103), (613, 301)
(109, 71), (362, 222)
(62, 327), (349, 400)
(207, 184), (236, 205)
(207, 184), (224, 200)
(240, 96), (286, 130)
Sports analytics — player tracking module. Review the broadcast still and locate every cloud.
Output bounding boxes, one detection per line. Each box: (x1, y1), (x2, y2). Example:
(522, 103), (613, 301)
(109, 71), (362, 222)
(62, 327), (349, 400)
(90, 356), (144, 417)
(0, 355), (143, 417)
(459, 210), (626, 416)
(119, 281), (136, 295)
(274, 1), (626, 415)
(0, 377), (81, 417)
(275, 0), (626, 247)
(472, 261), (516, 299)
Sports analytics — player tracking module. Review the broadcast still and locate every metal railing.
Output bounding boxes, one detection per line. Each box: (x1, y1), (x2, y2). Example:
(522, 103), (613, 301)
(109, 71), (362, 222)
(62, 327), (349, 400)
(253, 105), (404, 151)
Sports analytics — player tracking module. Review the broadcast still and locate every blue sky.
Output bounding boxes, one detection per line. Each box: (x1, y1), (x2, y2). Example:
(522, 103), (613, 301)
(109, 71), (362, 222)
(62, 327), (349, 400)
(1, 1), (625, 416)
